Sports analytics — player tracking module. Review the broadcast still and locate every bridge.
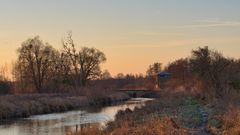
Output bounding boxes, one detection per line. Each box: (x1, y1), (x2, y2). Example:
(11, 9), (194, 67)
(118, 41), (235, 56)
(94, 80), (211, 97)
(116, 89), (160, 98)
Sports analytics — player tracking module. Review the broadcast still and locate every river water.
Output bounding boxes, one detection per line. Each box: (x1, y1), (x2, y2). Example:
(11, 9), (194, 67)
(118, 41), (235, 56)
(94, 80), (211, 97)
(0, 98), (152, 135)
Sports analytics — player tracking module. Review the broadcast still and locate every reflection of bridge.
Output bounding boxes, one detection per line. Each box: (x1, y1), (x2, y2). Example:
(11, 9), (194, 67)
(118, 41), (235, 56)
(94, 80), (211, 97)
(116, 89), (160, 98)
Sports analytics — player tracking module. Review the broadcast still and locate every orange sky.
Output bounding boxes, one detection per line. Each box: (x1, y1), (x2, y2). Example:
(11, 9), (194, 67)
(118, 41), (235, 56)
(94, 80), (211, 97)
(0, 0), (240, 76)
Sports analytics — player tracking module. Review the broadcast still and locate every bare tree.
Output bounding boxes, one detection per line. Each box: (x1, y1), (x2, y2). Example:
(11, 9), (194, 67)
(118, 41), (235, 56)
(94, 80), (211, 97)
(12, 61), (28, 92)
(0, 64), (8, 81)
(116, 73), (125, 79)
(146, 62), (162, 76)
(63, 33), (106, 87)
(0, 64), (11, 94)
(78, 47), (106, 86)
(190, 46), (212, 78)
(146, 62), (162, 89)
(165, 58), (191, 88)
(100, 70), (112, 80)
(17, 36), (57, 92)
(190, 46), (231, 98)
(45, 50), (72, 92)
(62, 33), (80, 87)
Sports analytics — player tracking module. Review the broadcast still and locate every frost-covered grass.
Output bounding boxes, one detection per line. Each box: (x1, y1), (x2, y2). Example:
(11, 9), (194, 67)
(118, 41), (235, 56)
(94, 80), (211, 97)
(0, 92), (130, 121)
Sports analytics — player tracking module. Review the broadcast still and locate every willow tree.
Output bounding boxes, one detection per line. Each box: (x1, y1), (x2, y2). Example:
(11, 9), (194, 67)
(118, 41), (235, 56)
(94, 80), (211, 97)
(17, 36), (57, 92)
(78, 47), (106, 86)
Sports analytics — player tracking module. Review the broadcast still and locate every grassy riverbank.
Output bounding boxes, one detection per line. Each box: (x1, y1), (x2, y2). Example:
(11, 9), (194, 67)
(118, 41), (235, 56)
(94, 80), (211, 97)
(73, 91), (240, 135)
(0, 92), (130, 121)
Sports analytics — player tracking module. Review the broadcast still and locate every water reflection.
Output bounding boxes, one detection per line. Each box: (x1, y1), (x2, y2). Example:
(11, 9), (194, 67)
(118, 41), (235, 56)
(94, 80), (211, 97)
(0, 98), (152, 135)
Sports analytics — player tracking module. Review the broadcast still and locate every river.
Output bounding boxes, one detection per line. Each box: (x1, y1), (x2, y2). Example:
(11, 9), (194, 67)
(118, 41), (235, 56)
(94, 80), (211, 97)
(0, 98), (152, 135)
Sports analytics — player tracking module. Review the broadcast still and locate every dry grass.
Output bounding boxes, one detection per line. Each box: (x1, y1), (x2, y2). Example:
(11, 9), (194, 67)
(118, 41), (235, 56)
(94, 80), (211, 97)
(109, 116), (187, 135)
(74, 92), (207, 135)
(65, 83), (240, 135)
(204, 89), (240, 135)
(67, 126), (103, 135)
(0, 92), (130, 120)
(73, 117), (186, 135)
(222, 106), (240, 135)
(206, 104), (240, 135)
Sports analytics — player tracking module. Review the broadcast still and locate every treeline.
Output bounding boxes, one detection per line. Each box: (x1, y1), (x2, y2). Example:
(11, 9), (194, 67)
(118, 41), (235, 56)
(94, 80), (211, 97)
(0, 34), (155, 94)
(0, 64), (12, 94)
(165, 46), (240, 99)
(0, 39), (239, 98)
(93, 73), (155, 91)
(100, 46), (240, 100)
(9, 34), (106, 93)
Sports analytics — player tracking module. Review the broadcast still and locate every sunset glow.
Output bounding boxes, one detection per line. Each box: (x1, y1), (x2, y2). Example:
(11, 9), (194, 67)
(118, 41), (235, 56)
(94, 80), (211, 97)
(0, 0), (240, 75)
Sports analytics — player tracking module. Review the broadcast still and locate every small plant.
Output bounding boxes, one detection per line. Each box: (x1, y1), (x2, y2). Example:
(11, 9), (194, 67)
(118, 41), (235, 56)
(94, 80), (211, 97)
(223, 106), (240, 135)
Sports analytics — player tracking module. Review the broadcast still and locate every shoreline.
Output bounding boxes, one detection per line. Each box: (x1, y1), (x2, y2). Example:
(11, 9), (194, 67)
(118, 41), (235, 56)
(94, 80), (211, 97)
(0, 92), (130, 122)
(75, 95), (211, 135)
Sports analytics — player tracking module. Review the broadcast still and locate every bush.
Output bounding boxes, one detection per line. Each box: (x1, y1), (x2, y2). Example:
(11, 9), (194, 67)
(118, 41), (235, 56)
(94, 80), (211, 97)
(0, 81), (12, 94)
(223, 106), (240, 135)
(230, 80), (240, 90)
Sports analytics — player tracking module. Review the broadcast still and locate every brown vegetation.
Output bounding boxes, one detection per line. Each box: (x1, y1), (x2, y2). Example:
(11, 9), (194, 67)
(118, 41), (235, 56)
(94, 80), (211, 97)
(222, 106), (240, 135)
(73, 92), (240, 135)
(1, 39), (240, 135)
(0, 92), (129, 121)
(11, 34), (106, 93)
(71, 46), (240, 135)
(73, 92), (207, 135)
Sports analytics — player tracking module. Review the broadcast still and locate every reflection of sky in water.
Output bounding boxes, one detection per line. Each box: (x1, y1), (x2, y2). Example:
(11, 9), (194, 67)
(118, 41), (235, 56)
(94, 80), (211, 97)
(0, 98), (152, 135)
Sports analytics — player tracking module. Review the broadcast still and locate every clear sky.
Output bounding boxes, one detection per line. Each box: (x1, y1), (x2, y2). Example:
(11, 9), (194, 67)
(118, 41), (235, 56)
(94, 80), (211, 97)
(0, 0), (240, 75)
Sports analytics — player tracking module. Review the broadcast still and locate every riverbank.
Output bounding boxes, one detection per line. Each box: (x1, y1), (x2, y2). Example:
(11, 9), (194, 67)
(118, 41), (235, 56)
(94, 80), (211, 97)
(74, 91), (240, 135)
(0, 92), (130, 121)
(73, 93), (210, 135)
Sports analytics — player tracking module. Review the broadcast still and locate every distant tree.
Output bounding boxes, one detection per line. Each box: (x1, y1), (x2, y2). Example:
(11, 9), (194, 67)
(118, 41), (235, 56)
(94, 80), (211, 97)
(135, 73), (144, 79)
(190, 46), (212, 78)
(164, 58), (200, 91)
(12, 61), (27, 92)
(166, 58), (190, 83)
(0, 64), (11, 94)
(116, 73), (125, 79)
(100, 70), (112, 80)
(0, 64), (8, 81)
(190, 46), (231, 98)
(146, 62), (162, 89)
(63, 33), (106, 87)
(16, 36), (57, 92)
(146, 62), (162, 76)
(228, 59), (240, 90)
